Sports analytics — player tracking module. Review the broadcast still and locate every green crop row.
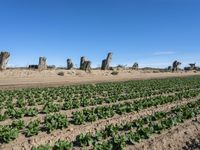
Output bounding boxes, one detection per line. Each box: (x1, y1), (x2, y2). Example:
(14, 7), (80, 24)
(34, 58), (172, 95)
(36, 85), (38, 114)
(0, 114), (69, 143)
(1, 82), (199, 122)
(1, 88), (199, 144)
(0, 76), (200, 111)
(32, 98), (200, 150)
(72, 89), (200, 125)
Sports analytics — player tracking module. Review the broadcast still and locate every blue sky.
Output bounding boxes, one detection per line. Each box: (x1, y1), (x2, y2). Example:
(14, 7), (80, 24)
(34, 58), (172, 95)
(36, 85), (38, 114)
(0, 0), (200, 68)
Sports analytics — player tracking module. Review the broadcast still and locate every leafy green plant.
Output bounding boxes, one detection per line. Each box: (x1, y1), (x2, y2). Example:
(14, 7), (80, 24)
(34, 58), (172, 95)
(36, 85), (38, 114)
(25, 120), (40, 137)
(72, 111), (84, 125)
(11, 120), (25, 130)
(16, 99), (26, 108)
(44, 114), (68, 133)
(111, 135), (127, 150)
(0, 114), (8, 121)
(5, 108), (26, 119)
(105, 125), (118, 137)
(76, 133), (93, 147)
(31, 144), (52, 150)
(93, 141), (113, 150)
(127, 132), (141, 144)
(25, 107), (39, 117)
(53, 140), (73, 150)
(0, 125), (19, 143)
(62, 101), (73, 110)
(43, 102), (60, 114)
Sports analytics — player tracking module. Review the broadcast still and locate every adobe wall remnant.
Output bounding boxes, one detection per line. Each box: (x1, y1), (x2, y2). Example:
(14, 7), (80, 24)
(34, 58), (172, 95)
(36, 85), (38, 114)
(38, 57), (47, 70)
(0, 51), (10, 70)
(67, 59), (74, 70)
(184, 63), (198, 71)
(172, 60), (181, 72)
(101, 52), (112, 70)
(132, 62), (139, 70)
(80, 56), (91, 72)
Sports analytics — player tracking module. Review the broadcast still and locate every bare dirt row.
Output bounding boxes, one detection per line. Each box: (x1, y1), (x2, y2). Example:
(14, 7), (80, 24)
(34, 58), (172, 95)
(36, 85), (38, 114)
(0, 89), (194, 126)
(126, 116), (200, 150)
(1, 96), (199, 150)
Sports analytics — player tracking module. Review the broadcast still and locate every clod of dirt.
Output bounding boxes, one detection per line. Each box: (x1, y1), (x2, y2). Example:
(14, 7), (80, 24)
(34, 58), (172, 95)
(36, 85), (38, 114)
(111, 71), (119, 75)
(57, 72), (64, 76)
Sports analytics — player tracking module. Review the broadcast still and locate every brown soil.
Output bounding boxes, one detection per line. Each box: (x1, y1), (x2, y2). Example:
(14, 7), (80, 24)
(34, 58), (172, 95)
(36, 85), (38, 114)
(0, 89), (193, 126)
(0, 70), (200, 150)
(126, 116), (200, 150)
(182, 133), (200, 150)
(0, 96), (198, 150)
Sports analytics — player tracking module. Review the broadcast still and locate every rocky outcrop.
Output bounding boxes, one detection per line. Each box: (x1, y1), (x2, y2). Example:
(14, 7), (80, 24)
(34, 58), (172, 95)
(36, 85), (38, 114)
(0, 51), (10, 70)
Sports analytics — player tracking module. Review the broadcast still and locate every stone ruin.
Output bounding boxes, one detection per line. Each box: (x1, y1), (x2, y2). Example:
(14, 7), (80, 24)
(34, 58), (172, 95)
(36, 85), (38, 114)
(116, 64), (126, 70)
(101, 52), (112, 70)
(0, 51), (10, 70)
(132, 62), (139, 70)
(172, 60), (181, 72)
(168, 66), (172, 71)
(189, 63), (196, 70)
(38, 57), (47, 70)
(67, 59), (74, 70)
(80, 56), (91, 72)
(184, 63), (199, 71)
(29, 65), (38, 69)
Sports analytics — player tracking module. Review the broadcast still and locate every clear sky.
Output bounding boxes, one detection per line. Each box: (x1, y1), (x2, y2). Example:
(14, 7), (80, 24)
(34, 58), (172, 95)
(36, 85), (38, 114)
(0, 0), (200, 68)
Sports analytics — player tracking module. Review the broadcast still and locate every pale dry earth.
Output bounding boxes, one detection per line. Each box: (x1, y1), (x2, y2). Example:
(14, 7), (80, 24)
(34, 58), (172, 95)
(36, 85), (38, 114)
(0, 69), (199, 89)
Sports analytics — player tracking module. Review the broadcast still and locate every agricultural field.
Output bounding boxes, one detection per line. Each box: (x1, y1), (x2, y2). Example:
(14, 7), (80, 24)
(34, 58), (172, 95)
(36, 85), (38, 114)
(0, 76), (200, 150)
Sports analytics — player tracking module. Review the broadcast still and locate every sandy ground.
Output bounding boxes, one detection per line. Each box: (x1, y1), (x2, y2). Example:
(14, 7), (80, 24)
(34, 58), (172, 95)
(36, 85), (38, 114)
(0, 69), (200, 89)
(0, 69), (200, 149)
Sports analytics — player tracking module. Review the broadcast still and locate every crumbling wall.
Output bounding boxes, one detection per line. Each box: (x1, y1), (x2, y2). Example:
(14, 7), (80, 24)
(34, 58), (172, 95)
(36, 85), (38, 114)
(67, 59), (74, 70)
(38, 57), (47, 70)
(101, 52), (112, 70)
(80, 57), (86, 70)
(184, 63), (197, 71)
(172, 60), (181, 72)
(0, 51), (10, 70)
(80, 56), (91, 72)
(132, 62), (139, 70)
(189, 64), (196, 70)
